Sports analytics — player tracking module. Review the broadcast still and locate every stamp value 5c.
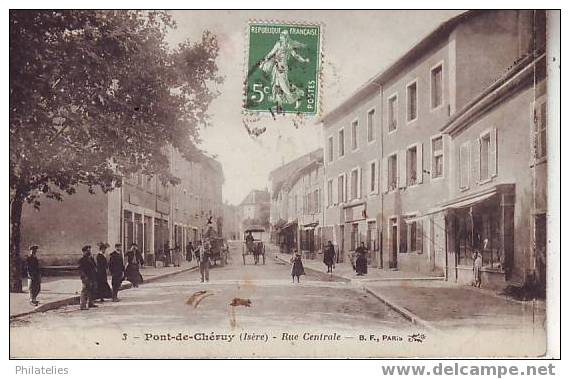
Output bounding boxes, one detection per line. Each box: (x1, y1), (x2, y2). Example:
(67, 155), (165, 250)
(245, 22), (322, 116)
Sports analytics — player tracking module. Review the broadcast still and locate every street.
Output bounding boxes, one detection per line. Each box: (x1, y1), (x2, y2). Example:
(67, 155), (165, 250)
(10, 243), (414, 358)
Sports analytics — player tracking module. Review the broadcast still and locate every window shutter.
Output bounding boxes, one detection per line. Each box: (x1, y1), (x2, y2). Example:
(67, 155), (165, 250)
(416, 219), (423, 254)
(358, 167), (362, 198)
(490, 128), (497, 177)
(398, 150), (407, 188)
(382, 157), (388, 193)
(416, 143), (423, 184)
(348, 172), (352, 200)
(472, 138), (480, 184)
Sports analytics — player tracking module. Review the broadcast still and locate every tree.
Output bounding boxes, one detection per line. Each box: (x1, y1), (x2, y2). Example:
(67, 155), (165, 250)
(9, 10), (222, 292)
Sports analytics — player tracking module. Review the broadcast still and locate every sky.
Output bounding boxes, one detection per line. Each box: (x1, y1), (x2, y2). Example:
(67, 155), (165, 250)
(165, 10), (464, 205)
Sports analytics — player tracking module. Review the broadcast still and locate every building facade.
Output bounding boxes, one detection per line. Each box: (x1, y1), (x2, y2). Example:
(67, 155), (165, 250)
(20, 148), (224, 266)
(319, 10), (548, 289)
(237, 189), (270, 238)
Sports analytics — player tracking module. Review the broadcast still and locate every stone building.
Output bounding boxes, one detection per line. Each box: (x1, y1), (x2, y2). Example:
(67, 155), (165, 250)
(318, 10), (549, 288)
(20, 147), (224, 266)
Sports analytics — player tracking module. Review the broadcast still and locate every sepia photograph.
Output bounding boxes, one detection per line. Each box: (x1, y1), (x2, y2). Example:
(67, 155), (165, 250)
(8, 9), (559, 359)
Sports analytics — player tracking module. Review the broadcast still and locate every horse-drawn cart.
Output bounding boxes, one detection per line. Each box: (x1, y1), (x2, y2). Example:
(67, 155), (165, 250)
(242, 228), (266, 265)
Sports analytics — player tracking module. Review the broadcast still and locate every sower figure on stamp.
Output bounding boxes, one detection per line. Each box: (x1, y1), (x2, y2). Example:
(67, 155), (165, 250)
(259, 29), (309, 111)
(79, 245), (98, 310)
(109, 243), (125, 302)
(323, 241), (336, 274)
(26, 245), (41, 306)
(290, 250), (305, 283)
(95, 242), (112, 302)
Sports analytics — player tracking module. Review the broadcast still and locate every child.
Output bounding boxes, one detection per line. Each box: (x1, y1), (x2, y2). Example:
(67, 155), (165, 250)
(290, 250), (305, 283)
(472, 251), (483, 288)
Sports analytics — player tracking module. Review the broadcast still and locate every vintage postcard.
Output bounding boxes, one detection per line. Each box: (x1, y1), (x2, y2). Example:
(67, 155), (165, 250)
(9, 9), (559, 359)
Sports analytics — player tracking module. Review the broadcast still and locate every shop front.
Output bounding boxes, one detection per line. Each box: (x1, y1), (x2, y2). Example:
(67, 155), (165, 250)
(440, 184), (515, 289)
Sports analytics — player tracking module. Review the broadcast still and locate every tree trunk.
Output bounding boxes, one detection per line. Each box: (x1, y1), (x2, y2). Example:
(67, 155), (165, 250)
(10, 194), (24, 293)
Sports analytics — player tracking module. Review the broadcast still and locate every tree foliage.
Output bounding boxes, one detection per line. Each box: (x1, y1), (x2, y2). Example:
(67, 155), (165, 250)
(9, 10), (222, 291)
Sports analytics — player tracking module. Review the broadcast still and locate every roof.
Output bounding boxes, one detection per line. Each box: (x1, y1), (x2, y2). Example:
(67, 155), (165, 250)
(440, 53), (540, 136)
(239, 189), (270, 206)
(268, 148), (323, 197)
(319, 10), (475, 126)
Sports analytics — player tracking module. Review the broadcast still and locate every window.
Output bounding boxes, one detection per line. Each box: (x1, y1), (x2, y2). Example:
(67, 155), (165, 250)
(459, 142), (470, 189)
(337, 174), (345, 204)
(534, 97), (547, 159)
(350, 168), (360, 200)
(367, 109), (376, 142)
(431, 64), (443, 109)
(388, 95), (398, 132)
(387, 154), (398, 191)
(400, 219), (408, 253)
(407, 146), (418, 186)
(369, 160), (377, 193)
(327, 136), (334, 162)
(431, 136), (444, 179)
(407, 81), (418, 122)
(338, 129), (345, 157)
(351, 223), (359, 251)
(351, 120), (358, 150)
(327, 179), (333, 207)
(367, 221), (378, 251)
(480, 133), (491, 181)
(313, 189), (320, 213)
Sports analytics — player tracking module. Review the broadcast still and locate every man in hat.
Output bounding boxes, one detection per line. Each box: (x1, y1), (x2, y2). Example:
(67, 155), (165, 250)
(26, 245), (41, 306)
(79, 245), (98, 310)
(108, 243), (125, 302)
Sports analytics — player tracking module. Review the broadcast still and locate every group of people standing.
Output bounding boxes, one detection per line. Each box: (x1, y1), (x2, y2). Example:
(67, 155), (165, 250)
(79, 242), (144, 310)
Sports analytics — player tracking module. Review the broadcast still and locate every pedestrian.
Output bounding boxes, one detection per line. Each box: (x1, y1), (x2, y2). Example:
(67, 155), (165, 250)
(198, 240), (210, 283)
(194, 241), (202, 262)
(79, 245), (98, 310)
(95, 242), (112, 302)
(26, 245), (41, 306)
(125, 243), (143, 287)
(186, 241), (194, 262)
(290, 250), (305, 283)
(472, 251), (482, 288)
(323, 241), (336, 273)
(108, 243), (125, 302)
(355, 242), (368, 276)
(172, 244), (182, 267)
(135, 245), (145, 269)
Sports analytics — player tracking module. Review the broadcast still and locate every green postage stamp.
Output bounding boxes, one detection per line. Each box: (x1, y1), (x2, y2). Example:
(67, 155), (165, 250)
(245, 22), (322, 116)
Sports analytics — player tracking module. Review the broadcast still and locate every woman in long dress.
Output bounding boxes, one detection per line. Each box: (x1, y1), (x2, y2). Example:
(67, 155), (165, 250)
(290, 250), (305, 283)
(125, 243), (143, 287)
(95, 243), (112, 301)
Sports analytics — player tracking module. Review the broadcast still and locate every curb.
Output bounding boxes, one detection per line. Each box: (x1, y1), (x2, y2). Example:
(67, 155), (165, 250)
(275, 254), (436, 331)
(361, 286), (437, 331)
(10, 265), (198, 320)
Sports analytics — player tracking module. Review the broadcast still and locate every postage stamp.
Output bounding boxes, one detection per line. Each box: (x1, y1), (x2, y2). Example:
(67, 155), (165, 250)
(244, 22), (322, 116)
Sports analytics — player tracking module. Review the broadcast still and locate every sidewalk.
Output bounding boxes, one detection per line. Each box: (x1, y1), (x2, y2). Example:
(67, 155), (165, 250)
(275, 252), (444, 282)
(10, 262), (197, 318)
(274, 252), (546, 331)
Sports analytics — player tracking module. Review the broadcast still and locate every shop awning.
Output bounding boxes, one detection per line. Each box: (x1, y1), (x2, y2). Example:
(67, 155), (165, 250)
(302, 222), (319, 229)
(446, 191), (496, 209)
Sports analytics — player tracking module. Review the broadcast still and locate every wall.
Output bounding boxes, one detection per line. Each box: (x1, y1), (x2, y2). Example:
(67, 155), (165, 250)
(449, 81), (537, 285)
(20, 186), (109, 266)
(380, 38), (450, 274)
(322, 91), (382, 263)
